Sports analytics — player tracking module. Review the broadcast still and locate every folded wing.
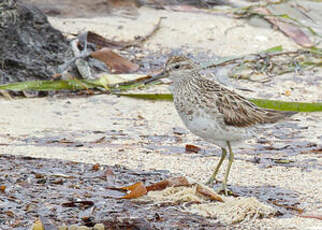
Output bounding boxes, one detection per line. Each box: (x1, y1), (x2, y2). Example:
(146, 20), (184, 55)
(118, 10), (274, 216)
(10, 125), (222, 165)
(199, 78), (296, 127)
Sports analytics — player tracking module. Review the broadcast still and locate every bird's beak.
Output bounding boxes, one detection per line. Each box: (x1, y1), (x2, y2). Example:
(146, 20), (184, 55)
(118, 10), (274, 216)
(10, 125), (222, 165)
(144, 70), (168, 85)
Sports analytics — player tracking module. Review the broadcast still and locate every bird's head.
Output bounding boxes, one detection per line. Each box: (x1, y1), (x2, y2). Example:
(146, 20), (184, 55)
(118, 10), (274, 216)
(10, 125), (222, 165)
(145, 56), (196, 84)
(164, 55), (195, 74)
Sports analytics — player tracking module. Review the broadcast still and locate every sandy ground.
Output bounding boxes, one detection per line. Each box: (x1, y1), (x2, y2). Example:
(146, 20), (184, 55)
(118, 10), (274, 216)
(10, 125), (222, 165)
(1, 6), (322, 229)
(49, 6), (301, 56)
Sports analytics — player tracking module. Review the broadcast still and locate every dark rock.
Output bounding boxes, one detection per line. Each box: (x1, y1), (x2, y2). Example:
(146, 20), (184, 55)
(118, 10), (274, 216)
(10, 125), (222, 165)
(0, 0), (72, 84)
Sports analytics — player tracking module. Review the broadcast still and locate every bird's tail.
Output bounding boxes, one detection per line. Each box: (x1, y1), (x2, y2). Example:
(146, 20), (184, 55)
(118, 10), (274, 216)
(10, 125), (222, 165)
(263, 109), (297, 123)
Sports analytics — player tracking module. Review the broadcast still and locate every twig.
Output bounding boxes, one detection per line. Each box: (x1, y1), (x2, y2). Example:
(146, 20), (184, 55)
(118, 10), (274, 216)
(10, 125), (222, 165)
(86, 17), (164, 50)
(206, 50), (310, 69)
(291, 3), (314, 23)
(121, 17), (164, 49)
(298, 214), (322, 221)
(268, 200), (304, 214)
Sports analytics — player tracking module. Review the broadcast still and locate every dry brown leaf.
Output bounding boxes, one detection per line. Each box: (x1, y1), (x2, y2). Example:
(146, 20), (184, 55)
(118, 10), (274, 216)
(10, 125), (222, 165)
(168, 176), (191, 186)
(62, 200), (94, 208)
(310, 148), (322, 154)
(0, 185), (6, 193)
(269, 200), (304, 214)
(298, 214), (322, 220)
(91, 48), (139, 73)
(87, 17), (162, 49)
(146, 176), (191, 192)
(120, 182), (147, 199)
(87, 31), (128, 49)
(105, 181), (147, 199)
(168, 176), (191, 187)
(91, 136), (106, 144)
(185, 144), (201, 153)
(146, 179), (170, 192)
(45, 138), (82, 147)
(46, 138), (74, 144)
(5, 210), (14, 217)
(92, 163), (100, 171)
(255, 7), (314, 48)
(196, 185), (223, 202)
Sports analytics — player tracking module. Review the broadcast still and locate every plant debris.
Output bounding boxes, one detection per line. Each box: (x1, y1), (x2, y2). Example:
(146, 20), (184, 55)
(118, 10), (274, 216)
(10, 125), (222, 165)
(251, 7), (313, 47)
(105, 181), (148, 199)
(91, 48), (139, 73)
(268, 200), (304, 214)
(146, 176), (191, 192)
(105, 176), (223, 202)
(87, 17), (163, 49)
(0, 154), (225, 229)
(298, 214), (322, 221)
(116, 93), (322, 112)
(185, 144), (202, 153)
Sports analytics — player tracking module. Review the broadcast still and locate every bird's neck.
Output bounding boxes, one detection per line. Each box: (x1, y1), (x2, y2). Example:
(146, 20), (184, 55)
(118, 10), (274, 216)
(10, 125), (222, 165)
(169, 70), (200, 94)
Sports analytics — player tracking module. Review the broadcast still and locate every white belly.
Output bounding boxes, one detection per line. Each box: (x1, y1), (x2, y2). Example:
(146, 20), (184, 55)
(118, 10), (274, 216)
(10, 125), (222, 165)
(178, 110), (253, 148)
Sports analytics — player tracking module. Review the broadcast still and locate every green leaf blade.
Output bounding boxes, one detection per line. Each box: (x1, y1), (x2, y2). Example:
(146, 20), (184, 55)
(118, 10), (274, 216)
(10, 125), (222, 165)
(117, 93), (322, 112)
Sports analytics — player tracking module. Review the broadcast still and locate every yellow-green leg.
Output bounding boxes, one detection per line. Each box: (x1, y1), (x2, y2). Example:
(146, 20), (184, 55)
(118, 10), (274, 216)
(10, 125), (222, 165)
(222, 141), (234, 195)
(206, 147), (227, 185)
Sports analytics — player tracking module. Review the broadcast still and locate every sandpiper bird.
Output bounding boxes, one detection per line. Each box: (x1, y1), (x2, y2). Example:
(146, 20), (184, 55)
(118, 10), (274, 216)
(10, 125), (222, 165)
(146, 56), (297, 195)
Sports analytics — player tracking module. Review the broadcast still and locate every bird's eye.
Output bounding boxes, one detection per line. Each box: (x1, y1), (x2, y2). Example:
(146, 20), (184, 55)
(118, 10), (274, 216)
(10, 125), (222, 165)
(174, 64), (180, 69)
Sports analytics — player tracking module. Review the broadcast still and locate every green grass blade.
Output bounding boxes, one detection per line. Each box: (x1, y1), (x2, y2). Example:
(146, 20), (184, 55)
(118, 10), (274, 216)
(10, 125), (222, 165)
(117, 93), (322, 112)
(261, 45), (283, 53)
(116, 93), (173, 101)
(0, 74), (151, 92)
(0, 79), (101, 91)
(249, 98), (322, 112)
(2, 80), (321, 112)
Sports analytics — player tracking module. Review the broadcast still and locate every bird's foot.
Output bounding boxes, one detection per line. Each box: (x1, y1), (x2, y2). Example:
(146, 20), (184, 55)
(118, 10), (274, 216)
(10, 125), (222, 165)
(219, 183), (228, 196)
(217, 184), (234, 196)
(207, 180), (233, 196)
(205, 176), (220, 186)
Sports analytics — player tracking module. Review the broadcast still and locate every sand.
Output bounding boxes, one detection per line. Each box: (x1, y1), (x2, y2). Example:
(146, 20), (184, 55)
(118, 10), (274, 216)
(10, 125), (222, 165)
(1, 5), (321, 230)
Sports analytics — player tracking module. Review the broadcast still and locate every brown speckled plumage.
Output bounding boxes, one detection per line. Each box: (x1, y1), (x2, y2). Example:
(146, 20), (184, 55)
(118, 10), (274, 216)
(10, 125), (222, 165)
(196, 77), (296, 127)
(164, 56), (296, 128)
(148, 55), (297, 195)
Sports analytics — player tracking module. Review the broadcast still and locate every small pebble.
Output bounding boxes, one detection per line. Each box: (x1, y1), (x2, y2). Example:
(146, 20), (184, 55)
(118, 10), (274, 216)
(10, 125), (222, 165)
(68, 225), (78, 230)
(58, 226), (68, 230)
(93, 223), (105, 230)
(78, 226), (90, 230)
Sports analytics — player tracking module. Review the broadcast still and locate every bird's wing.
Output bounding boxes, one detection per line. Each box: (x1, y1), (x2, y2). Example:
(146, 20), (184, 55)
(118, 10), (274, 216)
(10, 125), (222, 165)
(199, 78), (296, 127)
